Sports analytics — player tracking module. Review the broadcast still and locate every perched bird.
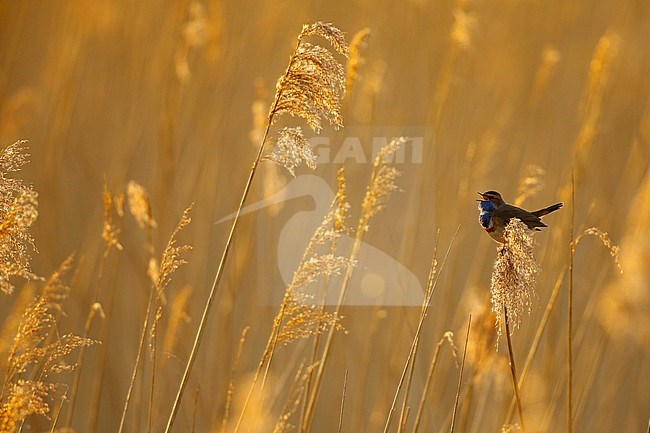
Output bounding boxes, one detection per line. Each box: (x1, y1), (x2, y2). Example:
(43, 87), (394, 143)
(477, 191), (563, 243)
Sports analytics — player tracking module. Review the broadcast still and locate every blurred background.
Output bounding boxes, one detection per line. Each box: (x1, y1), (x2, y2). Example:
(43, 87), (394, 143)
(0, 0), (648, 432)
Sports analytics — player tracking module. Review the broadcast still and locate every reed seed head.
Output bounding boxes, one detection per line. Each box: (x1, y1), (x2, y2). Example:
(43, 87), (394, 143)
(514, 165), (546, 207)
(156, 205), (193, 299)
(299, 22), (349, 57)
(1, 258), (96, 428)
(264, 127), (316, 176)
(275, 173), (352, 346)
(0, 380), (56, 431)
(573, 227), (622, 273)
(0, 141), (37, 295)
(451, 6), (476, 50)
(102, 181), (123, 251)
(346, 28), (370, 94)
(127, 180), (157, 230)
(270, 22), (348, 132)
(359, 137), (405, 230)
(490, 218), (540, 336)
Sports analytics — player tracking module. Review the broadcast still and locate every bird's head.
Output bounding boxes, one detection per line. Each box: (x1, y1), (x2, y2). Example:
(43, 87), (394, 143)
(477, 190), (505, 207)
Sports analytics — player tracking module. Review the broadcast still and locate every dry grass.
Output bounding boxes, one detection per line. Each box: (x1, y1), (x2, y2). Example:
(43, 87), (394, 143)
(0, 2), (648, 433)
(490, 219), (540, 336)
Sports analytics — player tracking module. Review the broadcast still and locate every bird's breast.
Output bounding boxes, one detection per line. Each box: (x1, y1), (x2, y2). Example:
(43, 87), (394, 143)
(477, 201), (495, 230)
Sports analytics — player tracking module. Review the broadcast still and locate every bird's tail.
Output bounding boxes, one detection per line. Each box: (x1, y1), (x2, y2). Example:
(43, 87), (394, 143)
(532, 202), (563, 217)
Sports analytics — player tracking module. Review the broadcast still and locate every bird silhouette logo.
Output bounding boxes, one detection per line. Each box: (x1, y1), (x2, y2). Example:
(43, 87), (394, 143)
(217, 175), (425, 306)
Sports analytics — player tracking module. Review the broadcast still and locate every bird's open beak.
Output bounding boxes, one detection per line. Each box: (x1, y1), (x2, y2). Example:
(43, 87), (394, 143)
(477, 192), (485, 201)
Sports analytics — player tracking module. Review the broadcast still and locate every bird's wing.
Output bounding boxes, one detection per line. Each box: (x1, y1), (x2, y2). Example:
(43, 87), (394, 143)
(496, 204), (547, 229)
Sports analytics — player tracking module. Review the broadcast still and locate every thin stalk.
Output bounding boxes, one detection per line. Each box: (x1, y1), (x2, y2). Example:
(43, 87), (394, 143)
(49, 388), (68, 433)
(232, 328), (279, 433)
(504, 306), (526, 433)
(299, 277), (333, 429)
(191, 387), (200, 433)
(397, 323), (421, 433)
(568, 173), (575, 433)
(298, 220), (341, 429)
(113, 218), (153, 433)
(118, 285), (155, 433)
(381, 228), (459, 433)
(88, 255), (121, 433)
(147, 306), (159, 433)
(234, 243), (314, 432)
(301, 228), (364, 431)
(163, 33), (302, 432)
(259, 300), (288, 398)
(65, 244), (111, 427)
(218, 327), (249, 433)
(398, 232), (441, 433)
(397, 314), (426, 429)
(506, 267), (567, 422)
(337, 370), (348, 433)
(457, 378), (474, 433)
(165, 123), (267, 433)
(144, 224), (160, 433)
(412, 334), (453, 433)
(399, 408), (410, 433)
(348, 303), (384, 433)
(263, 191), (343, 406)
(303, 164), (423, 433)
(449, 316), (471, 433)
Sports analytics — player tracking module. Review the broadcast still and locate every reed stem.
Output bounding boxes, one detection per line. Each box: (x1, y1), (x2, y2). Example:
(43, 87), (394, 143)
(504, 306), (526, 433)
(568, 173), (575, 433)
(163, 32), (302, 431)
(449, 315), (471, 433)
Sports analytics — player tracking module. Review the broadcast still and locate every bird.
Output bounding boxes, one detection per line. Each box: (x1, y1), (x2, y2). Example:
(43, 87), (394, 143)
(477, 190), (563, 243)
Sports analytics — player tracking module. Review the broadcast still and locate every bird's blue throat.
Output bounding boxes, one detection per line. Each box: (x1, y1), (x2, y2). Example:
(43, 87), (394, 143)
(478, 200), (495, 229)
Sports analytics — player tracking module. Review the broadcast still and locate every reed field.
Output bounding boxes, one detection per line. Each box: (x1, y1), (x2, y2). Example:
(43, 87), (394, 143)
(0, 1), (649, 432)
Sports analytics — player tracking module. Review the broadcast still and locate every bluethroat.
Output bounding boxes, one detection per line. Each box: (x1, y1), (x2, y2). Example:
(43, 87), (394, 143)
(477, 191), (563, 243)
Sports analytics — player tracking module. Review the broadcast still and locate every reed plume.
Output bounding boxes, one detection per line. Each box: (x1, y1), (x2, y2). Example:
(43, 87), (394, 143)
(0, 380), (56, 432)
(147, 205), (193, 431)
(265, 22), (349, 175)
(431, 0), (476, 128)
(119, 205), (193, 433)
(0, 141), (37, 295)
(1, 257), (96, 432)
(233, 171), (351, 432)
(101, 182), (123, 252)
(304, 138), (406, 432)
(162, 284), (193, 358)
(271, 363), (318, 433)
(598, 172), (647, 347)
(572, 30), (621, 185)
(174, 1), (207, 83)
(0, 286), (35, 371)
(127, 181), (157, 231)
(450, 6), (476, 51)
(573, 227), (622, 273)
(345, 28), (371, 95)
(274, 191), (351, 346)
(265, 127), (317, 177)
(490, 218), (540, 335)
(514, 165), (546, 207)
(164, 22), (349, 432)
(529, 45), (560, 107)
(489, 218), (539, 433)
(152, 205), (193, 300)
